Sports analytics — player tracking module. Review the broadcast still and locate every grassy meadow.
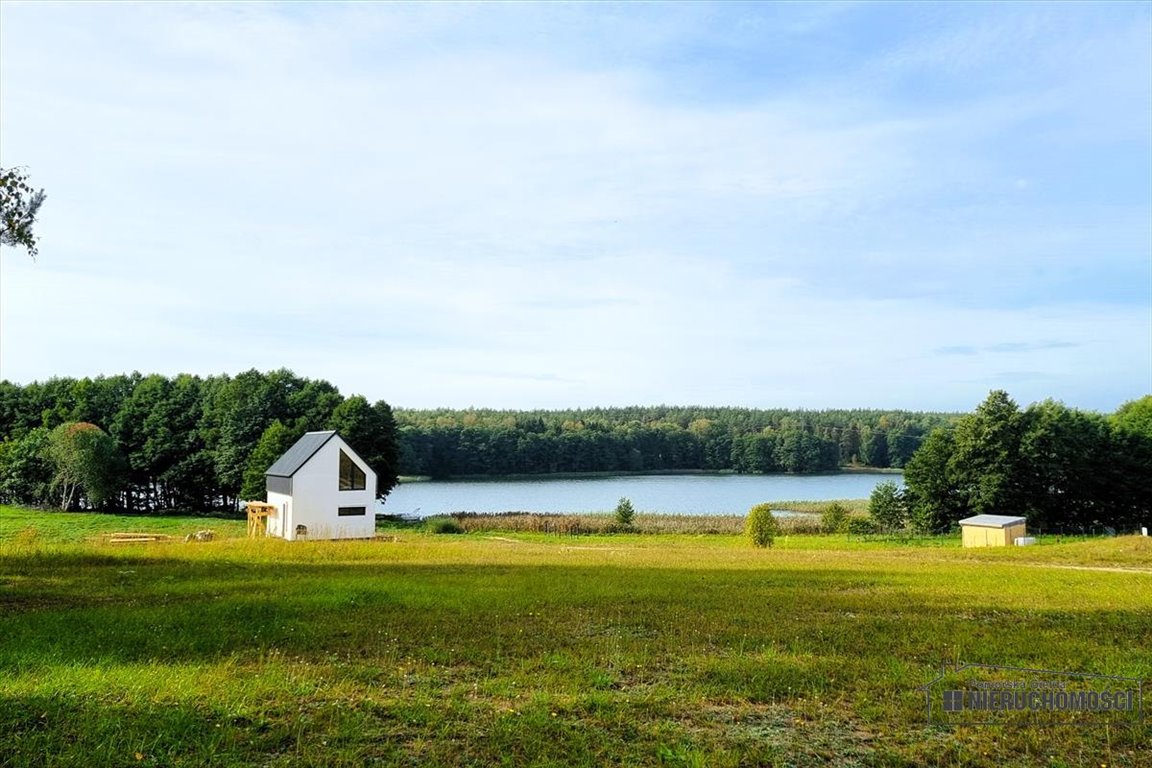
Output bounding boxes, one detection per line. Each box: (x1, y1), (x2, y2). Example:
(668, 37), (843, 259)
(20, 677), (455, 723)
(1, 506), (1149, 767)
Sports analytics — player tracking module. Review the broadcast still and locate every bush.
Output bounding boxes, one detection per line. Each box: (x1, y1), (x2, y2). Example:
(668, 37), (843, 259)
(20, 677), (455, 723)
(847, 516), (880, 536)
(425, 516), (464, 535)
(820, 502), (849, 534)
(614, 497), (636, 529)
(745, 503), (779, 548)
(868, 480), (907, 531)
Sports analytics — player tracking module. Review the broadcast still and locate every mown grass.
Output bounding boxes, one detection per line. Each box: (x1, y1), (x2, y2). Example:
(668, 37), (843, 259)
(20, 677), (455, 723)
(0, 505), (1149, 767)
(0, 506), (249, 544)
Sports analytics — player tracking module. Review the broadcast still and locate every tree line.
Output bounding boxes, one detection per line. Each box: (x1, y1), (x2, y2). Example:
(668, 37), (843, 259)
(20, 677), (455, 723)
(0, 370), (400, 513)
(6, 370), (1143, 533)
(878, 391), (1152, 533)
(0, 374), (955, 511)
(394, 406), (957, 477)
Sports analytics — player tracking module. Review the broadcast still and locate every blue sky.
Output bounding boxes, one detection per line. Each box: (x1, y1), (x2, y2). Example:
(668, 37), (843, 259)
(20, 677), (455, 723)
(1, 1), (1149, 412)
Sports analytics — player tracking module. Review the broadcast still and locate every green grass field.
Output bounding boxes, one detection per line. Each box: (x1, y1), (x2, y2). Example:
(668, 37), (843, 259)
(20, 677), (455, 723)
(1, 506), (1149, 767)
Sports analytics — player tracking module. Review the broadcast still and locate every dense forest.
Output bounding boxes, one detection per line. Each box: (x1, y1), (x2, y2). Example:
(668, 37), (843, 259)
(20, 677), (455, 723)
(1, 370), (1148, 533)
(394, 406), (957, 477)
(0, 369), (955, 512)
(0, 370), (400, 513)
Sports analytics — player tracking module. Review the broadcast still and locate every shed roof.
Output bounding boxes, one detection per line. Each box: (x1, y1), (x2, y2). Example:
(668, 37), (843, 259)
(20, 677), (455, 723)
(958, 514), (1026, 528)
(265, 431), (338, 478)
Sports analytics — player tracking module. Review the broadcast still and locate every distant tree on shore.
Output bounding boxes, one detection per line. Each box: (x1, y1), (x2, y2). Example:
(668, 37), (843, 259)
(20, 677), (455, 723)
(393, 406), (955, 478)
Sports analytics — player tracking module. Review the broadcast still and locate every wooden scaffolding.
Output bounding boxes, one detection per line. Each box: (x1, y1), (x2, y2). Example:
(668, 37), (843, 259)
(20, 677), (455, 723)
(246, 502), (276, 538)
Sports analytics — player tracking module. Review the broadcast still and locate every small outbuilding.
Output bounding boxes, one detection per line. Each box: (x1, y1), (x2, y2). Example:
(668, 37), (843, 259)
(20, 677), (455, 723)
(958, 514), (1027, 548)
(262, 430), (377, 541)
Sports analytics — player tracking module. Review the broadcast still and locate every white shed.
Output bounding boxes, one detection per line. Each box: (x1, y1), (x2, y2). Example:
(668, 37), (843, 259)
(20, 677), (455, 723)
(263, 431), (377, 541)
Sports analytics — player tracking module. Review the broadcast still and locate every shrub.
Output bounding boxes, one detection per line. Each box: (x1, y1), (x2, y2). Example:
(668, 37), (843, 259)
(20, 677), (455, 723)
(425, 516), (464, 535)
(868, 480), (907, 531)
(820, 502), (849, 534)
(745, 503), (779, 548)
(614, 497), (636, 529)
(847, 516), (880, 536)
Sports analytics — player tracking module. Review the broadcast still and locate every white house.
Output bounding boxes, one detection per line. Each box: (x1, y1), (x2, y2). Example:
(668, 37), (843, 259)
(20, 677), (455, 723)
(264, 431), (377, 541)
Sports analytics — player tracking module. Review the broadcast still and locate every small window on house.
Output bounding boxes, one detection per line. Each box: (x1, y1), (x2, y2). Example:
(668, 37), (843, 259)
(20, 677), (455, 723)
(338, 506), (366, 517)
(339, 449), (366, 491)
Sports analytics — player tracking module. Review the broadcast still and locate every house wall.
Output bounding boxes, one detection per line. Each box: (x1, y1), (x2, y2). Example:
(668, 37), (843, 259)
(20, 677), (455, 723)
(962, 525), (991, 548)
(961, 522), (1027, 548)
(266, 490), (291, 539)
(283, 437), (377, 541)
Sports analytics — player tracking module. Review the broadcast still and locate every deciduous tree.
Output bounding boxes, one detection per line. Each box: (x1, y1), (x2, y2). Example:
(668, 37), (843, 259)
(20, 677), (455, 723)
(328, 396), (400, 499)
(43, 422), (124, 510)
(1112, 395), (1152, 439)
(0, 428), (52, 505)
(240, 420), (301, 501)
(745, 503), (779, 548)
(903, 427), (962, 533)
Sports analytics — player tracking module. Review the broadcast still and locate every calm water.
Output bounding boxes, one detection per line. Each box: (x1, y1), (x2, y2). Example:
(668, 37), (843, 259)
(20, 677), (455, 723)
(379, 473), (902, 518)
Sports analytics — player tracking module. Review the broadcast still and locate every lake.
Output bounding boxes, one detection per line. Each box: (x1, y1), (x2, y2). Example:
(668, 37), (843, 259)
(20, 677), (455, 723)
(379, 472), (902, 518)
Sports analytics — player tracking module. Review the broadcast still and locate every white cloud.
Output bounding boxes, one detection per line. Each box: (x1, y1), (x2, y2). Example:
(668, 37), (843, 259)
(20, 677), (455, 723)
(0, 2), (1148, 412)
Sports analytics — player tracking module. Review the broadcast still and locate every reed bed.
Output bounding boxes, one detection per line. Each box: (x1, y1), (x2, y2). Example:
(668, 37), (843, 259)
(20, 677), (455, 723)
(447, 510), (825, 535)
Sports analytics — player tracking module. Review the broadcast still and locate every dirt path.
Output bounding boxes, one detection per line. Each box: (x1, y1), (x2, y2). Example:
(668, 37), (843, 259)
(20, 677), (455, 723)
(843, 550), (1152, 575)
(1020, 562), (1152, 575)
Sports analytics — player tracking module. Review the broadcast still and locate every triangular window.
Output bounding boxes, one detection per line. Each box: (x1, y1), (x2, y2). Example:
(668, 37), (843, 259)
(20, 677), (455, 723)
(339, 449), (366, 491)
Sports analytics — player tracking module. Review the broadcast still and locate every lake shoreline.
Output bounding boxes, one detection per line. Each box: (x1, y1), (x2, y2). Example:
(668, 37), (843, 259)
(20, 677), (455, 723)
(383, 472), (901, 518)
(398, 466), (904, 483)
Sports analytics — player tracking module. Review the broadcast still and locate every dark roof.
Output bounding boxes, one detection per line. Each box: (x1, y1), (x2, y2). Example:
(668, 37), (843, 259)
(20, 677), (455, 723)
(265, 431), (337, 478)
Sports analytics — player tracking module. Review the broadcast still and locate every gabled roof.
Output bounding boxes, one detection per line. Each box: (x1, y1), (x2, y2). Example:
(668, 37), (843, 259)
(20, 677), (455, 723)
(265, 430), (338, 478)
(958, 514), (1026, 528)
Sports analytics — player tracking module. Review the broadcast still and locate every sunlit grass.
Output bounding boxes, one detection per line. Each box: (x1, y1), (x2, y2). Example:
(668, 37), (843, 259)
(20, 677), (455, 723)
(1, 506), (1149, 766)
(0, 505), (248, 544)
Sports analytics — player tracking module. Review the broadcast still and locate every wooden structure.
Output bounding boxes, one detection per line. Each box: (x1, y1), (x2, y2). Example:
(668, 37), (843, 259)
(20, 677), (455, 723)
(103, 533), (173, 544)
(959, 514), (1027, 548)
(246, 502), (276, 538)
